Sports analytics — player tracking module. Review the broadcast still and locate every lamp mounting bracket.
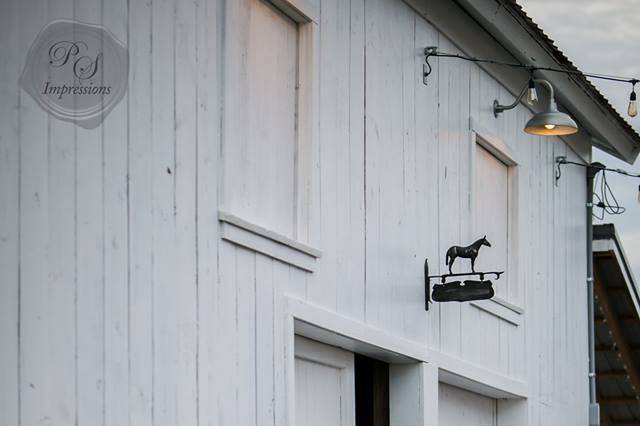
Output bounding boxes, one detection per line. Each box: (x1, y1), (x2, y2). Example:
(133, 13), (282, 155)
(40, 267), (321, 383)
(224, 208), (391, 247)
(423, 46), (438, 86)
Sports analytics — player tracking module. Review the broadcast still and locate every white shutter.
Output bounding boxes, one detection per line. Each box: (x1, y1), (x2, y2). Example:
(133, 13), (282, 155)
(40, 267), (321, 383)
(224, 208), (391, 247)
(474, 144), (509, 299)
(224, 0), (299, 237)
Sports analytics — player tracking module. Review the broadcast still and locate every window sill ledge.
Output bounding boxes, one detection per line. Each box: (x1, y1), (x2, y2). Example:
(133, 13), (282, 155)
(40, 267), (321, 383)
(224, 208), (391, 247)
(218, 211), (321, 272)
(470, 297), (523, 326)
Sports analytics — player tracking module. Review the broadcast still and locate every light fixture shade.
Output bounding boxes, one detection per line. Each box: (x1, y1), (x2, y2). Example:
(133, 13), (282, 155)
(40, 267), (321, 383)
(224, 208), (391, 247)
(524, 108), (578, 136)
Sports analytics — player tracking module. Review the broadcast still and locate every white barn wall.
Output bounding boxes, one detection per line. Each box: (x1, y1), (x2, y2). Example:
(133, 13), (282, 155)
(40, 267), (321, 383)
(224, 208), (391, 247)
(0, 0), (588, 425)
(0, 0), (223, 425)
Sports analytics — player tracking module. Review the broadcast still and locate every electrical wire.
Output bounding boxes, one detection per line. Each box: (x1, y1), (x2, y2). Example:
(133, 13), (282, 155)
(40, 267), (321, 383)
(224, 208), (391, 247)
(426, 48), (640, 217)
(556, 157), (640, 220)
(425, 50), (640, 86)
(555, 158), (640, 218)
(593, 171), (626, 218)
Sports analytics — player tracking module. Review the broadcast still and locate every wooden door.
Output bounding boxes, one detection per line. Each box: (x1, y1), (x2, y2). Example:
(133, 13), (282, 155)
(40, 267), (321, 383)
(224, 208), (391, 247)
(439, 383), (497, 426)
(295, 336), (355, 426)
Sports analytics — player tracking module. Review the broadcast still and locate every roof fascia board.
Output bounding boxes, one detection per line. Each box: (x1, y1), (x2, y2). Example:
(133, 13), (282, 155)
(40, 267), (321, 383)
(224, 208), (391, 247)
(452, 0), (639, 164)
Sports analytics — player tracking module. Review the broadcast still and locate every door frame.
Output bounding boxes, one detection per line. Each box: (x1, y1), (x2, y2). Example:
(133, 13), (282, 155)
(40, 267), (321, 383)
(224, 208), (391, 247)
(283, 295), (528, 426)
(284, 296), (438, 426)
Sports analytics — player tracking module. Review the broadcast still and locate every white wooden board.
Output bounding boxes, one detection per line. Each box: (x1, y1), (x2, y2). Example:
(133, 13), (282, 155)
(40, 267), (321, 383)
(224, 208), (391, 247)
(294, 336), (355, 426)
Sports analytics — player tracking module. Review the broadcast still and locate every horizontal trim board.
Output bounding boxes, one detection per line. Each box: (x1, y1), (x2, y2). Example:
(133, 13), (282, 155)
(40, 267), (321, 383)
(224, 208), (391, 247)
(470, 298), (523, 326)
(268, 0), (318, 23)
(219, 211), (321, 272)
(470, 117), (518, 166)
(286, 296), (528, 399)
(435, 352), (528, 399)
(287, 296), (429, 364)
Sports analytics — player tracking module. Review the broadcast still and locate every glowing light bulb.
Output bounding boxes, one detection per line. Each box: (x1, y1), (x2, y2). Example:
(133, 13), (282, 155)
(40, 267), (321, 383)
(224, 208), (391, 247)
(544, 124), (556, 130)
(526, 79), (538, 105)
(628, 90), (637, 117)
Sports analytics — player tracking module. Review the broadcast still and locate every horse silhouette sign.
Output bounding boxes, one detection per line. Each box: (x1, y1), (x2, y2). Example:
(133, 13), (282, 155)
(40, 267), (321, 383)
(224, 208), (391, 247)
(424, 237), (504, 310)
(445, 235), (491, 274)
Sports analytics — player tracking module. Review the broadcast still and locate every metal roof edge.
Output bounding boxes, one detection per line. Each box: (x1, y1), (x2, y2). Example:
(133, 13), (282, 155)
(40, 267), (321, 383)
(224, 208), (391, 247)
(452, 0), (640, 164)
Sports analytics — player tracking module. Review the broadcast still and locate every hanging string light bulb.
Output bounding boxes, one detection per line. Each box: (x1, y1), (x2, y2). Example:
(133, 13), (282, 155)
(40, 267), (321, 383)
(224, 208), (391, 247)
(628, 81), (638, 117)
(526, 77), (538, 106)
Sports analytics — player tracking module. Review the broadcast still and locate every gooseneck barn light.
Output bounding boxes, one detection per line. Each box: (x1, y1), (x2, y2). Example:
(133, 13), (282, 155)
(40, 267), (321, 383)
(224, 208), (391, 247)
(423, 47), (640, 124)
(494, 79), (579, 136)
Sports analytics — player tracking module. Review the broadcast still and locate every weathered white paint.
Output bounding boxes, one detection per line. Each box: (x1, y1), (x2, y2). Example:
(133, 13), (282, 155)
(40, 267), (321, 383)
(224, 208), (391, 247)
(0, 0), (591, 424)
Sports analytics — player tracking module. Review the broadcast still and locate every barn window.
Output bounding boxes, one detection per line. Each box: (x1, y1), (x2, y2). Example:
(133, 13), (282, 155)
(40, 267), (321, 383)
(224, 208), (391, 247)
(222, 0), (316, 242)
(472, 133), (519, 305)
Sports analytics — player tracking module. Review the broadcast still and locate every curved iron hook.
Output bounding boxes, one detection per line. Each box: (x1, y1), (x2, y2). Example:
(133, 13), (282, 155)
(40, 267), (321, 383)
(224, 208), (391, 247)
(423, 47), (438, 85)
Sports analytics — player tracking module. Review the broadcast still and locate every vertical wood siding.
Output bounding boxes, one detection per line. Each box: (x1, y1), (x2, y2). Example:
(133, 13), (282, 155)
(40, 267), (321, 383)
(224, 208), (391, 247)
(0, 0), (222, 425)
(0, 0), (588, 424)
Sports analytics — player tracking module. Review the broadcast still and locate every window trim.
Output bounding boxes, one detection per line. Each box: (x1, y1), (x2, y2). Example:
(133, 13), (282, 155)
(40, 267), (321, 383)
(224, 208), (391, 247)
(290, 4), (318, 243)
(218, 210), (321, 272)
(469, 118), (523, 314)
(267, 0), (318, 23)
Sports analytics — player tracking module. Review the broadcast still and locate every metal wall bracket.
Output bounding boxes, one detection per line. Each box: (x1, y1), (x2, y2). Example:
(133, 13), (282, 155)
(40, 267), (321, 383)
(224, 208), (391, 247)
(555, 156), (567, 186)
(423, 46), (438, 86)
(425, 258), (431, 309)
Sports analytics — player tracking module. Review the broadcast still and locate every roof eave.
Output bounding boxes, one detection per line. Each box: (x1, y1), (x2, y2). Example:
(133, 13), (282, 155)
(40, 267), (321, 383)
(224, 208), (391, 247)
(454, 0), (640, 164)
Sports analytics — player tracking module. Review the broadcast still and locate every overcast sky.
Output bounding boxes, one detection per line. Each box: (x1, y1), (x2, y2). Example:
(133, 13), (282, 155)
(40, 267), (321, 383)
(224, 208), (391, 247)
(519, 0), (640, 281)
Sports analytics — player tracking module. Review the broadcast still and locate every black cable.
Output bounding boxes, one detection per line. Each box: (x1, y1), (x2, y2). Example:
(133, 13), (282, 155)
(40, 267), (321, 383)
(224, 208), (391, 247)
(557, 159), (640, 178)
(555, 158), (638, 218)
(594, 170), (626, 217)
(602, 171), (626, 215)
(426, 50), (640, 86)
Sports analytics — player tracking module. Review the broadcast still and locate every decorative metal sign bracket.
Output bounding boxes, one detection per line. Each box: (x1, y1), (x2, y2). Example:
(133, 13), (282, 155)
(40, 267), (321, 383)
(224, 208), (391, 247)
(424, 260), (503, 310)
(424, 237), (504, 311)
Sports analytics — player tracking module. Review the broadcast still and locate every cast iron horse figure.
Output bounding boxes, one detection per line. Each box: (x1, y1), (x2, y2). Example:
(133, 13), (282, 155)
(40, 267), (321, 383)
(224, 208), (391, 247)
(445, 236), (491, 274)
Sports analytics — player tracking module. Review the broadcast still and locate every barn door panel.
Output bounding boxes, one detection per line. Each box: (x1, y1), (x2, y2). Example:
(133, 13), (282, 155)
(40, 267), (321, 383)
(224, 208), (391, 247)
(439, 383), (497, 426)
(295, 336), (355, 426)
